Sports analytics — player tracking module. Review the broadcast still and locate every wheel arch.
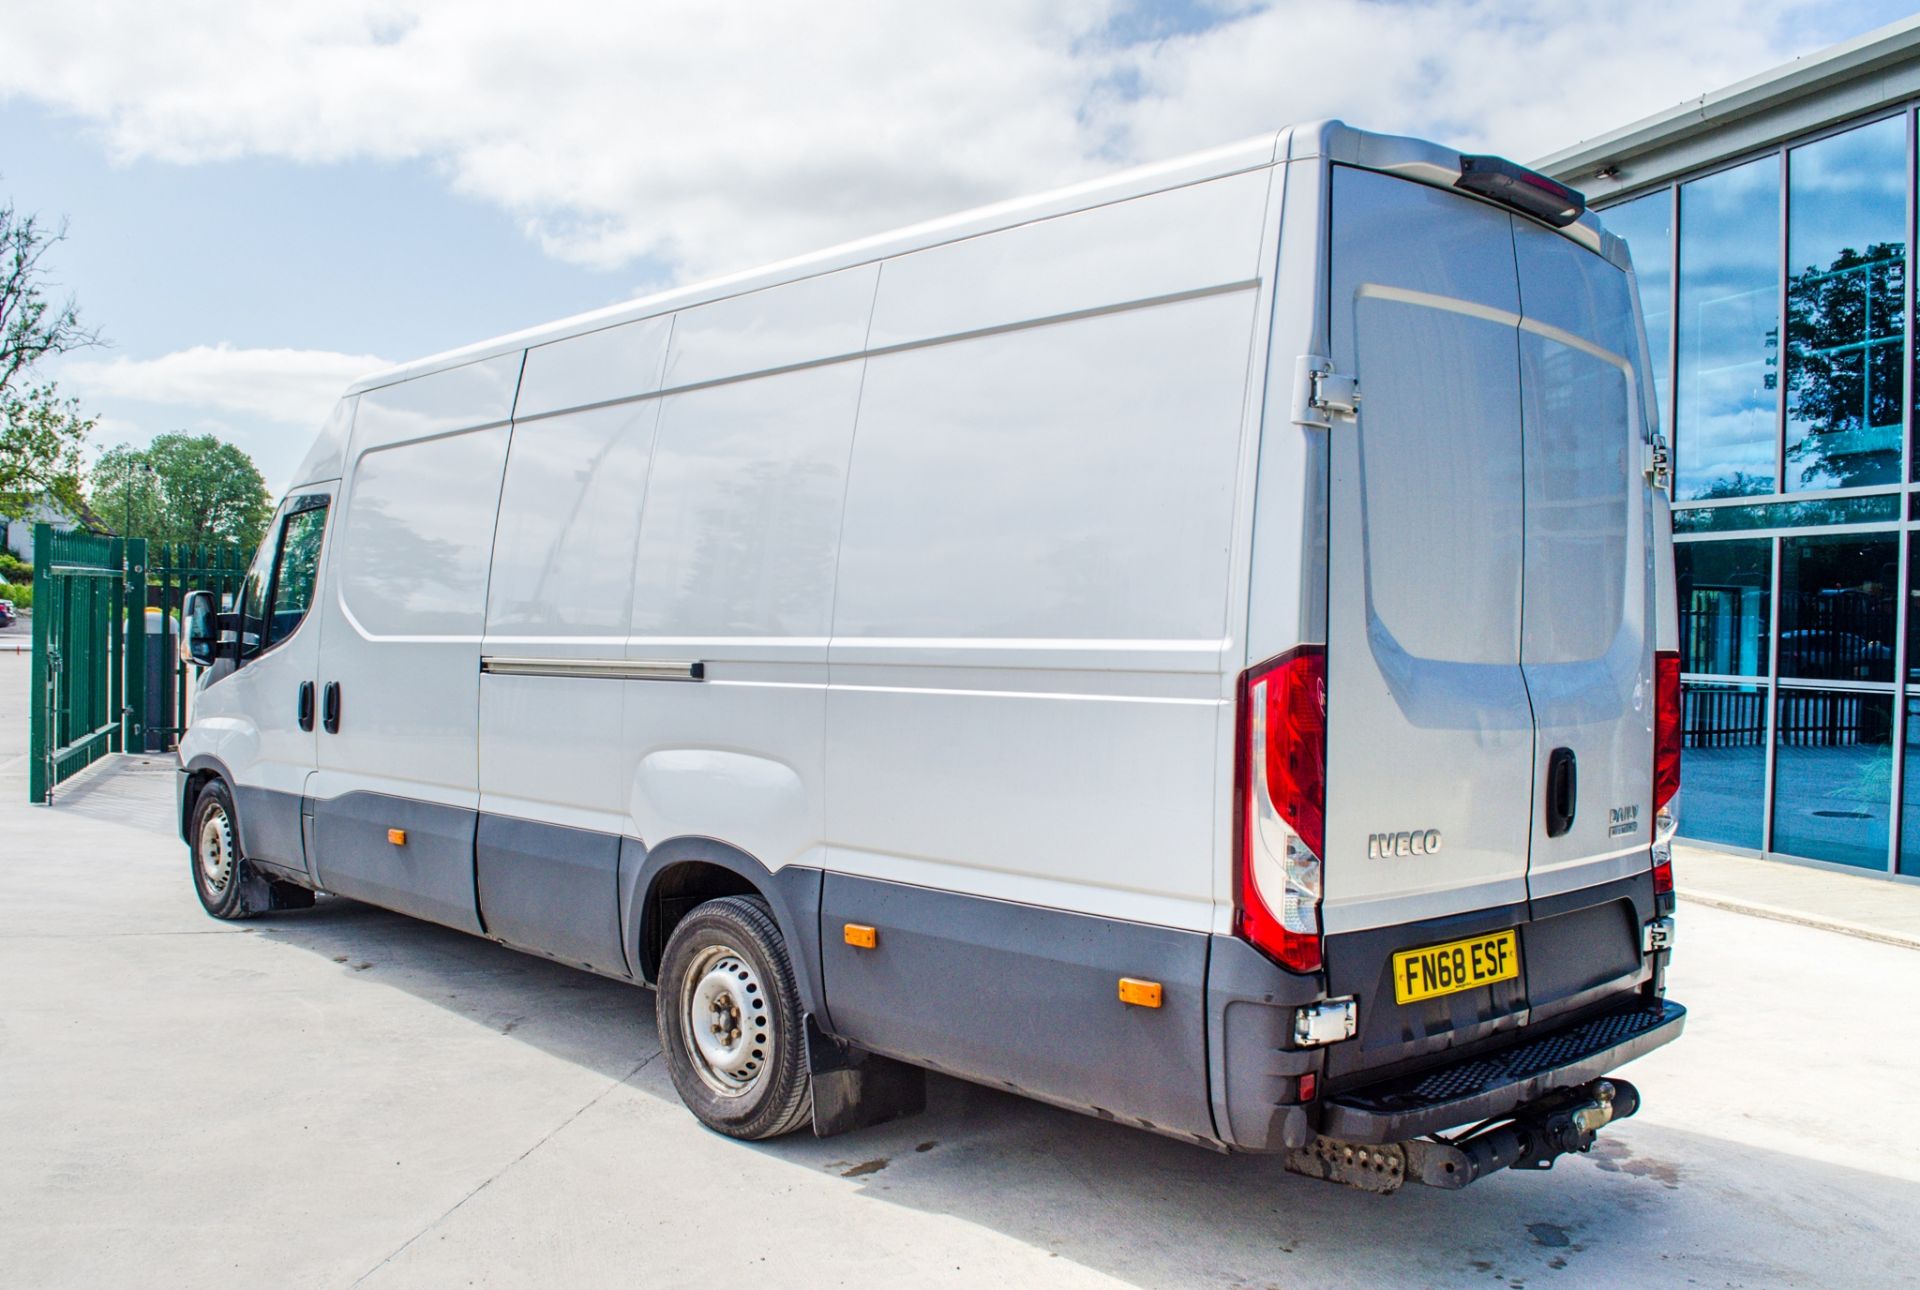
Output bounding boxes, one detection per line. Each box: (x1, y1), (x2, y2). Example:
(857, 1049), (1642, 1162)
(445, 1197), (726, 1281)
(179, 754), (243, 853)
(621, 835), (826, 1022)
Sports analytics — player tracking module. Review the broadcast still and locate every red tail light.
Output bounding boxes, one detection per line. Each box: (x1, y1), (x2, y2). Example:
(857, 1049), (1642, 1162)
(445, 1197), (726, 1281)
(1234, 647), (1326, 974)
(1654, 650), (1681, 812)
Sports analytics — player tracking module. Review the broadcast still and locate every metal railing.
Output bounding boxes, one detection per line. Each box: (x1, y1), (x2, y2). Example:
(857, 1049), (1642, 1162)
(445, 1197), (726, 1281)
(28, 524), (250, 801)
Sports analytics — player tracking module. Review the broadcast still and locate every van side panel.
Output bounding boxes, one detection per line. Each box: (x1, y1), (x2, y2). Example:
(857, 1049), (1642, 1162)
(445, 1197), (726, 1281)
(819, 174), (1270, 1130)
(620, 357), (868, 870)
(825, 290), (1257, 928)
(309, 354), (521, 930)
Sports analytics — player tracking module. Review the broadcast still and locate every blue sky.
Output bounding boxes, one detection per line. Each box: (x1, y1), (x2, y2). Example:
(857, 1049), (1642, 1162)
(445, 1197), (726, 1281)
(3, 0), (1914, 494)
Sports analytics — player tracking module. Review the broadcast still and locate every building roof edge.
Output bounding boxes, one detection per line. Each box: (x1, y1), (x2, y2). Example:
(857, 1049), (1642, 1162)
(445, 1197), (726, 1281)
(1535, 15), (1920, 185)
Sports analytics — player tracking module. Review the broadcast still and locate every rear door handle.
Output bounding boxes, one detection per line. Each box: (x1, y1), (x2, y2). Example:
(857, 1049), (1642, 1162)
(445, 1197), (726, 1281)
(297, 681), (315, 732)
(1545, 747), (1577, 838)
(322, 681), (341, 734)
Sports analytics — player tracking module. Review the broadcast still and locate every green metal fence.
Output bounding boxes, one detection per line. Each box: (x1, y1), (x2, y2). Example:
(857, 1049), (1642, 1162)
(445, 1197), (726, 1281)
(27, 523), (250, 801)
(146, 541), (250, 750)
(28, 525), (137, 802)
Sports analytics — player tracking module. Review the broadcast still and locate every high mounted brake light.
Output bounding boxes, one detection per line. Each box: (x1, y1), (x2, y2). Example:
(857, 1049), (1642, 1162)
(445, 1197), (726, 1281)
(1455, 155), (1586, 228)
(1234, 647), (1326, 974)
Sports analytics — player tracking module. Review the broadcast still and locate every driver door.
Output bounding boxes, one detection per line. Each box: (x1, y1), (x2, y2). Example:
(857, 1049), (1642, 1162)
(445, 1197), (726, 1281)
(213, 488), (334, 877)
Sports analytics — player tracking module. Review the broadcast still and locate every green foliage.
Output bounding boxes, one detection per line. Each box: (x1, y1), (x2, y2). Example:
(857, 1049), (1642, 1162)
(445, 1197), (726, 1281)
(1, 195), (101, 517)
(0, 579), (29, 610)
(0, 382), (93, 517)
(92, 432), (273, 550)
(1, 198), (99, 401)
(1784, 239), (1906, 489)
(0, 551), (29, 583)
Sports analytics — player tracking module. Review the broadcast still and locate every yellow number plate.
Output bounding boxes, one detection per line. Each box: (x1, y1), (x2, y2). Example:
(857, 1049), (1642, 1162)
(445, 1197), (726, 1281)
(1392, 930), (1519, 1005)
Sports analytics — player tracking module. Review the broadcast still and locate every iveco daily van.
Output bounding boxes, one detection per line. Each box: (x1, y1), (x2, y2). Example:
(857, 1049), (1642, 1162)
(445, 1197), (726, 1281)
(177, 120), (1685, 1191)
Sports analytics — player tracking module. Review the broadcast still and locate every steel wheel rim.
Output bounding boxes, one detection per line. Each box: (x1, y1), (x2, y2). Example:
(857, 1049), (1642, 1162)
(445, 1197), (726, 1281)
(678, 943), (773, 1098)
(197, 806), (235, 894)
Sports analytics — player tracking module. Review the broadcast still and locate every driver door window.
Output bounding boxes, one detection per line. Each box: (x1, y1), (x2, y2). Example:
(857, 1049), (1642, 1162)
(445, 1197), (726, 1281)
(267, 501), (328, 647)
(239, 496), (330, 660)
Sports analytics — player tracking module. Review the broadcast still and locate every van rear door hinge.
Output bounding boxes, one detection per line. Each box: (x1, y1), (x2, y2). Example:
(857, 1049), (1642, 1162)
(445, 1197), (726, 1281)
(1643, 436), (1672, 492)
(1293, 356), (1360, 428)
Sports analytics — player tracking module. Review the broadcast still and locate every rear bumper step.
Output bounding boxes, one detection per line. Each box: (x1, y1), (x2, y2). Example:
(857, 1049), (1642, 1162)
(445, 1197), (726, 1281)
(1320, 998), (1685, 1144)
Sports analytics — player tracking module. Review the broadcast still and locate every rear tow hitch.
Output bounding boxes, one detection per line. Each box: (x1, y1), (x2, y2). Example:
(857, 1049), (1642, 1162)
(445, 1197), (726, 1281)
(1287, 1078), (1640, 1193)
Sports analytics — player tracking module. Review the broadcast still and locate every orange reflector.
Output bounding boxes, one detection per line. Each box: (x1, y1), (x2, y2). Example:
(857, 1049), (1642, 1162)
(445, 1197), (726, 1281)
(1118, 977), (1162, 1008)
(843, 923), (878, 950)
(387, 828), (407, 846)
(1298, 1072), (1317, 1103)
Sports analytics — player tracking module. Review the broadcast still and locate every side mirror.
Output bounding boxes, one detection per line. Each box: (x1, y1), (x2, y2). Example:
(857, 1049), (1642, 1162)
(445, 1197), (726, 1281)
(182, 590), (219, 668)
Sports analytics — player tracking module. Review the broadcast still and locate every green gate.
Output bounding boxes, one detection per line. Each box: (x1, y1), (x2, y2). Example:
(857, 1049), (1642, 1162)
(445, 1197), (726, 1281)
(28, 526), (139, 802)
(146, 540), (250, 750)
(27, 522), (251, 802)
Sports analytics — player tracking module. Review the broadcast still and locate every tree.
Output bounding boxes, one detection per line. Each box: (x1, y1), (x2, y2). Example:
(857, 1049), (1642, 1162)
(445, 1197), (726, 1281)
(1783, 239), (1905, 490)
(0, 382), (93, 516)
(92, 433), (273, 550)
(2, 199), (99, 399)
(0, 196), (103, 518)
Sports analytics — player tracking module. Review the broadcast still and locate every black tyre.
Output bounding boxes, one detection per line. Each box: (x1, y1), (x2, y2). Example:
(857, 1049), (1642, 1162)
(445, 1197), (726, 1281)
(188, 780), (259, 920)
(656, 895), (813, 1140)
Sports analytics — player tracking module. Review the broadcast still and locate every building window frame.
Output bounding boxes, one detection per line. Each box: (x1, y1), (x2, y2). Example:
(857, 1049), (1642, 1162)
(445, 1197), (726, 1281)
(1603, 100), (1920, 881)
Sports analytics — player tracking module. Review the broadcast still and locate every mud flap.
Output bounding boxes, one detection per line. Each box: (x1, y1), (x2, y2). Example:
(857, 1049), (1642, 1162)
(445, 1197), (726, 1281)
(806, 1016), (926, 1138)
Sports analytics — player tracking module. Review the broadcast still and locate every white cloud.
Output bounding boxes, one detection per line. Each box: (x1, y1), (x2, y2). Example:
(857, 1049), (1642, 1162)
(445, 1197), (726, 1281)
(61, 344), (389, 428)
(0, 1), (1886, 283)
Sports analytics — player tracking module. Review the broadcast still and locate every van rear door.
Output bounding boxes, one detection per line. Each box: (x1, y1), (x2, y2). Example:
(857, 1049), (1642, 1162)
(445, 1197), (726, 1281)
(1317, 166), (1655, 1084)
(1321, 165), (1536, 945)
(1512, 222), (1654, 901)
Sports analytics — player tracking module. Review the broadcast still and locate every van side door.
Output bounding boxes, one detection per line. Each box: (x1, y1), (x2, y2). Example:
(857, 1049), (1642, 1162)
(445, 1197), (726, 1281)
(307, 355), (520, 933)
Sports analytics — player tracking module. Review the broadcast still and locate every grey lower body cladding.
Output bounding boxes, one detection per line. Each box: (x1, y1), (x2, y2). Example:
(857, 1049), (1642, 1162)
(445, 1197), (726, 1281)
(178, 771), (1682, 1162)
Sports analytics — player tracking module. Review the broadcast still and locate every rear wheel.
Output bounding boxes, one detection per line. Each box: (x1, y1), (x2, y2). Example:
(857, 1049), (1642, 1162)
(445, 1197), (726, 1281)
(189, 780), (256, 921)
(656, 896), (812, 1140)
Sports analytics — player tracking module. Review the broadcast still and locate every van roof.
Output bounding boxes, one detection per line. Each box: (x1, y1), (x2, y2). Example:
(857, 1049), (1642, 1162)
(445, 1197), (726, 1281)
(346, 120), (1622, 397)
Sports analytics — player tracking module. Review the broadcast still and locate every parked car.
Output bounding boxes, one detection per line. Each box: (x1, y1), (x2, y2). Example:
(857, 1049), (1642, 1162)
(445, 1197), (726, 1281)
(1776, 628), (1893, 680)
(174, 120), (1683, 1193)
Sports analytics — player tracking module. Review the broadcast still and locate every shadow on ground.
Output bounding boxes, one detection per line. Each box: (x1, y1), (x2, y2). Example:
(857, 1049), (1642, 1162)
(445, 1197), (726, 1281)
(251, 894), (1920, 1288)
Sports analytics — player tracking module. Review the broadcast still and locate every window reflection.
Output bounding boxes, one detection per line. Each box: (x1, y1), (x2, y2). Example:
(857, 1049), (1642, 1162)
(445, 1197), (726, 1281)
(1677, 156), (1780, 500)
(1677, 540), (1770, 675)
(1901, 701), (1920, 876)
(1785, 116), (1906, 491)
(1605, 190), (1672, 432)
(1672, 493), (1899, 532)
(1680, 680), (1767, 849)
(1772, 687), (1893, 869)
(1777, 533), (1897, 682)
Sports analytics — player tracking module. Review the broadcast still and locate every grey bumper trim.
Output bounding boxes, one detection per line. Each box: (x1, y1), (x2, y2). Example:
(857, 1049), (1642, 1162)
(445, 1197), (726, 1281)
(1320, 999), (1686, 1143)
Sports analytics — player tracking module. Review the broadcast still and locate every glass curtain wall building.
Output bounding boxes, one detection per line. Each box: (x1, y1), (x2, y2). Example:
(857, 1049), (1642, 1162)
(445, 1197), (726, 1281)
(1542, 19), (1920, 879)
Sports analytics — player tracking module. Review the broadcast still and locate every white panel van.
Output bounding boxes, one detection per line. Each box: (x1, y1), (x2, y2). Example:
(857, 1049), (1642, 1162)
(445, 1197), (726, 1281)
(177, 121), (1684, 1191)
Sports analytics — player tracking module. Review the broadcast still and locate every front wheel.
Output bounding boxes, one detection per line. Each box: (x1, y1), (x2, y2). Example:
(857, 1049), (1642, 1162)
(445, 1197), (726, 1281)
(656, 896), (813, 1140)
(189, 780), (256, 920)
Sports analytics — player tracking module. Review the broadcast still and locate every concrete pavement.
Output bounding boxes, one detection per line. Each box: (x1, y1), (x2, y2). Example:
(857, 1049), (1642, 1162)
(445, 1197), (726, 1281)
(5, 648), (1920, 1288)
(1675, 841), (1920, 950)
